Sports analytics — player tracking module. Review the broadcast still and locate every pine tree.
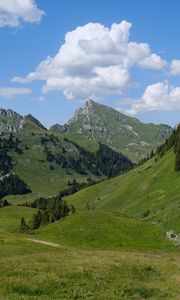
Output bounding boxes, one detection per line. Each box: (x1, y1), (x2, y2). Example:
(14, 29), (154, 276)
(19, 217), (29, 232)
(150, 149), (154, 158)
(31, 210), (42, 230)
(175, 138), (180, 172)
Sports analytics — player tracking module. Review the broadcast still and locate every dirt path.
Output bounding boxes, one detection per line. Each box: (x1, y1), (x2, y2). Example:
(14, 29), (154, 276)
(25, 238), (61, 247)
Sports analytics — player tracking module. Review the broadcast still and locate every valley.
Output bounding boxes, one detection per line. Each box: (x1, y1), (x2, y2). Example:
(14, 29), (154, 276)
(1, 2), (180, 299)
(0, 105), (180, 299)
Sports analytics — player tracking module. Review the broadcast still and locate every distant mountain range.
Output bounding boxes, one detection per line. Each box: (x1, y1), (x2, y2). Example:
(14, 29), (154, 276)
(0, 104), (133, 201)
(0, 100), (172, 162)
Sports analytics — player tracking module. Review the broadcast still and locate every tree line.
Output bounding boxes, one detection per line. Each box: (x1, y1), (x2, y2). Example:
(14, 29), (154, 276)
(19, 194), (73, 232)
(0, 133), (23, 175)
(0, 173), (31, 199)
(40, 133), (133, 178)
(142, 124), (180, 172)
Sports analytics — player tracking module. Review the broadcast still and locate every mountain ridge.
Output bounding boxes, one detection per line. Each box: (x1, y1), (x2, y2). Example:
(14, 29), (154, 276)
(0, 101), (172, 161)
(51, 99), (172, 161)
(0, 108), (47, 134)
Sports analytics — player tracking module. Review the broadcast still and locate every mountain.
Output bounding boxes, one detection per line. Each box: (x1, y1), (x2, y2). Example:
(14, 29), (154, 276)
(1, 103), (172, 162)
(66, 125), (180, 233)
(0, 108), (24, 134)
(0, 108), (133, 203)
(50, 100), (172, 161)
(0, 109), (46, 134)
(0, 104), (172, 205)
(1, 108), (180, 300)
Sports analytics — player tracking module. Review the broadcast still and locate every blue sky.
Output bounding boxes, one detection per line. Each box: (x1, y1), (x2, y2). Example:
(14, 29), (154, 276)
(0, 0), (180, 128)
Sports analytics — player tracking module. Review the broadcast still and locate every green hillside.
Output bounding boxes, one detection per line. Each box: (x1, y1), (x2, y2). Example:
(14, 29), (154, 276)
(57, 99), (172, 161)
(1, 107), (180, 300)
(0, 111), (133, 204)
(1, 206), (180, 300)
(66, 150), (180, 232)
(35, 211), (172, 251)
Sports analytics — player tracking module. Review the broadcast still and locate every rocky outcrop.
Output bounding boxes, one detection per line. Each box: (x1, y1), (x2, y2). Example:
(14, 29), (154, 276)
(0, 109), (47, 134)
(50, 123), (69, 133)
(0, 108), (24, 134)
(166, 230), (180, 245)
(68, 99), (94, 125)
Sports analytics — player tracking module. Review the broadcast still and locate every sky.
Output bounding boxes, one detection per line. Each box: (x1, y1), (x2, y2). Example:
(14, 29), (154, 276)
(0, 0), (180, 128)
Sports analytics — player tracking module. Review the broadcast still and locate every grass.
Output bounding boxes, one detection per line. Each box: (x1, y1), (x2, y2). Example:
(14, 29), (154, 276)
(0, 203), (180, 299)
(5, 128), (101, 205)
(0, 206), (36, 236)
(1, 142), (180, 298)
(66, 151), (180, 232)
(0, 243), (180, 299)
(35, 211), (172, 251)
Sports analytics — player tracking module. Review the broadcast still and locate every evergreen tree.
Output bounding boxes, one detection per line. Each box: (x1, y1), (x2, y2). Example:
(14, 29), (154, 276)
(31, 210), (42, 230)
(150, 149), (154, 158)
(19, 217), (29, 232)
(2, 199), (10, 207)
(175, 138), (180, 171)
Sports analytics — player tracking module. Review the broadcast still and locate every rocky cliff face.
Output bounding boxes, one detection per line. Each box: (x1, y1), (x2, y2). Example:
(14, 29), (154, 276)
(68, 99), (95, 124)
(0, 109), (47, 134)
(0, 109), (24, 134)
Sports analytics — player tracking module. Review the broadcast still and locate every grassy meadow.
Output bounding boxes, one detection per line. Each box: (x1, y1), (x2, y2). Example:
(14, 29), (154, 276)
(1, 149), (180, 299)
(0, 204), (180, 299)
(66, 151), (180, 232)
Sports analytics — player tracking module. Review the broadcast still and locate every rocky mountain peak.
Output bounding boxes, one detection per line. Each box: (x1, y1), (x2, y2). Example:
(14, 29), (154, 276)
(85, 98), (94, 108)
(0, 108), (24, 134)
(0, 108), (47, 134)
(68, 99), (95, 125)
(0, 108), (22, 119)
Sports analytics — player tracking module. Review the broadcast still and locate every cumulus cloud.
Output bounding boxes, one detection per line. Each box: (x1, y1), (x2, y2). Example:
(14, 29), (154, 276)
(12, 20), (166, 100)
(138, 53), (166, 69)
(170, 60), (180, 76)
(122, 81), (180, 115)
(0, 87), (32, 99)
(0, 0), (44, 27)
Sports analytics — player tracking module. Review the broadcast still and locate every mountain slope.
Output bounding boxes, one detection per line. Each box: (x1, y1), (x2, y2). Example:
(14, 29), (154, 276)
(66, 149), (180, 232)
(1, 205), (180, 300)
(0, 109), (46, 134)
(0, 108), (133, 203)
(36, 211), (172, 251)
(52, 100), (172, 161)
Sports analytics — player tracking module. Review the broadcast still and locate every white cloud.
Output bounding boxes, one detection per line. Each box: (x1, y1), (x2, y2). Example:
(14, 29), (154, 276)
(122, 81), (180, 115)
(170, 60), (180, 76)
(13, 20), (166, 100)
(0, 0), (44, 27)
(138, 53), (167, 69)
(0, 87), (32, 99)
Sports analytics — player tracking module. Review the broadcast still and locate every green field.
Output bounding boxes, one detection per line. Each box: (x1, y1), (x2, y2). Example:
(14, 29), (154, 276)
(35, 211), (172, 251)
(1, 144), (180, 299)
(0, 205), (180, 299)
